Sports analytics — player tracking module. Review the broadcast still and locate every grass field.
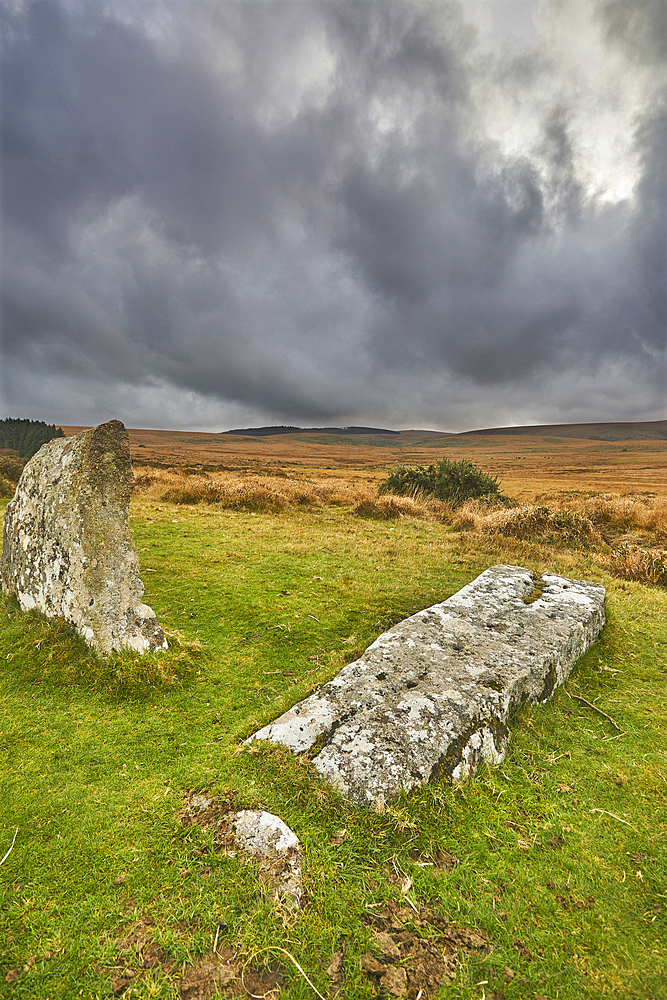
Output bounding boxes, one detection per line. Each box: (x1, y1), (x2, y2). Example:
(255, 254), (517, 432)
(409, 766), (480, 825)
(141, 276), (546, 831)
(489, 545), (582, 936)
(1, 428), (666, 999)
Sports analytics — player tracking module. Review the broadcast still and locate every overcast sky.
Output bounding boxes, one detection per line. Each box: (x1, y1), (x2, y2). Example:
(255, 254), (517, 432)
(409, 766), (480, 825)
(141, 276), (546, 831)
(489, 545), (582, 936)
(1, 0), (665, 432)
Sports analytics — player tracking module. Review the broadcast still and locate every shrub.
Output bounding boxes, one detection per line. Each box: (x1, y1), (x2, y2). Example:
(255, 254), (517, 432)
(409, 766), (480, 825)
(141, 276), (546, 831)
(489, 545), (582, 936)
(0, 476), (15, 499)
(379, 457), (504, 507)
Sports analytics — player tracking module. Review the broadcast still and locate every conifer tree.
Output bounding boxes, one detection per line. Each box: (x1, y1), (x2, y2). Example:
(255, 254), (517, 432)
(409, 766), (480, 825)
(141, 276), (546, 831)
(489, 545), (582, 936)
(0, 419), (65, 459)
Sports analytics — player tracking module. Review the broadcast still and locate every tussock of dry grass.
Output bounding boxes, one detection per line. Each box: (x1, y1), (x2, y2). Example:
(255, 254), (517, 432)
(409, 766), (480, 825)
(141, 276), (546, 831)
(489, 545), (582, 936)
(457, 492), (667, 543)
(134, 469), (453, 520)
(596, 544), (667, 587)
(454, 503), (604, 549)
(536, 492), (667, 541)
(134, 472), (667, 588)
(136, 472), (667, 545)
(454, 492), (667, 587)
(136, 471), (324, 511)
(353, 491), (452, 520)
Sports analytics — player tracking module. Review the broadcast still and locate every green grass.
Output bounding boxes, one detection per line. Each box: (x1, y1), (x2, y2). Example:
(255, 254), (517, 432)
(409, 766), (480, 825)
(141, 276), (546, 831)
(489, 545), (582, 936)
(1, 498), (666, 999)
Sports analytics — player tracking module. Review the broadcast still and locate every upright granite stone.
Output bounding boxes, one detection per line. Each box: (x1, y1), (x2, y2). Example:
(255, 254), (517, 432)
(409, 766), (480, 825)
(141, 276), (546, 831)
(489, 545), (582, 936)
(1, 419), (167, 655)
(250, 566), (605, 807)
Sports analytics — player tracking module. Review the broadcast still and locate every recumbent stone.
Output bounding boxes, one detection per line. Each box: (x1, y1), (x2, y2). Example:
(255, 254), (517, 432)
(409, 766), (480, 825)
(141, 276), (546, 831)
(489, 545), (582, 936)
(249, 566), (605, 807)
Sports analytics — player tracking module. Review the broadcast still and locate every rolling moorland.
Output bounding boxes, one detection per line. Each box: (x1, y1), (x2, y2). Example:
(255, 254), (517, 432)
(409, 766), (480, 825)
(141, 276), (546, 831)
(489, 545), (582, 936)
(63, 417), (667, 496)
(1, 420), (666, 999)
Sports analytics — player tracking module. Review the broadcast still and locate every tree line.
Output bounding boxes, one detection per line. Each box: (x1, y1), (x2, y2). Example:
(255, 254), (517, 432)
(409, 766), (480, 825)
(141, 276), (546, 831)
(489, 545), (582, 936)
(0, 418), (65, 459)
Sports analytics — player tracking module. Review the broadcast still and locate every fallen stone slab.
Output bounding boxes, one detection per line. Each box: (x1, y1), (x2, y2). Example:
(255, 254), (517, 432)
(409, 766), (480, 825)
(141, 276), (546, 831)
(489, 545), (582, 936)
(1, 419), (167, 655)
(249, 566), (605, 807)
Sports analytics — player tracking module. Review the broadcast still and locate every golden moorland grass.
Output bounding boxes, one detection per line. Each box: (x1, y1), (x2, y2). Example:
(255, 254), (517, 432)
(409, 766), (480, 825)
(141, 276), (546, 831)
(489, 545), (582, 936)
(131, 463), (667, 590)
(58, 423), (667, 499)
(133, 467), (453, 520)
(4, 423), (667, 587)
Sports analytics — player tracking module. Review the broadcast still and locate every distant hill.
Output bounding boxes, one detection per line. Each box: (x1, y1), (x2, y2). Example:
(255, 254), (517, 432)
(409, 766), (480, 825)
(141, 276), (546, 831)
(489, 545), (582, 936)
(461, 420), (667, 441)
(223, 425), (400, 436)
(222, 420), (667, 441)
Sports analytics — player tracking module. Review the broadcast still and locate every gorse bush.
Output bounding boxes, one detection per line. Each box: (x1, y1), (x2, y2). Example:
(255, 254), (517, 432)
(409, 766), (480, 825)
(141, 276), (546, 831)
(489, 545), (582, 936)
(0, 455), (26, 484)
(379, 456), (504, 506)
(0, 456), (26, 498)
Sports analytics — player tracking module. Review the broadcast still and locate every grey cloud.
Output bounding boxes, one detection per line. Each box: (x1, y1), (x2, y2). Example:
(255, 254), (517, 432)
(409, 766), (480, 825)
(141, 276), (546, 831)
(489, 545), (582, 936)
(600, 0), (667, 66)
(630, 108), (667, 357)
(1, 1), (278, 257)
(1, 0), (665, 430)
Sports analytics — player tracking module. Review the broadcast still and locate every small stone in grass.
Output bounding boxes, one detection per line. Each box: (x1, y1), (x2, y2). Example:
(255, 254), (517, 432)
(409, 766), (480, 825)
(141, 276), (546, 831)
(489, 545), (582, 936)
(372, 930), (400, 961)
(326, 952), (343, 979)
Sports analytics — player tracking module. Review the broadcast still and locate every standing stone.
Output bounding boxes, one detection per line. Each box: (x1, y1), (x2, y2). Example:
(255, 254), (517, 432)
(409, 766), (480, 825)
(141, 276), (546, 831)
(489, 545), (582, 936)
(1, 419), (167, 655)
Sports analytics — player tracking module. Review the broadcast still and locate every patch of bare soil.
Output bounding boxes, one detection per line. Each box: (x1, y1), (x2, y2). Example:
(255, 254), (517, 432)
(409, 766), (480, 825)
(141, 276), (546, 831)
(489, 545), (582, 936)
(177, 946), (283, 1000)
(408, 848), (460, 871)
(177, 788), (239, 837)
(345, 899), (490, 999)
(109, 916), (283, 999)
(106, 793), (291, 998)
(108, 795), (489, 999)
(110, 914), (174, 996)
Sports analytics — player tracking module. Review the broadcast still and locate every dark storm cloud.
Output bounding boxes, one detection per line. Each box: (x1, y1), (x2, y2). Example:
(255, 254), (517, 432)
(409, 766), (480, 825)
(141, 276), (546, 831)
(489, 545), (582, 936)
(0, 0), (665, 430)
(1, 0), (275, 255)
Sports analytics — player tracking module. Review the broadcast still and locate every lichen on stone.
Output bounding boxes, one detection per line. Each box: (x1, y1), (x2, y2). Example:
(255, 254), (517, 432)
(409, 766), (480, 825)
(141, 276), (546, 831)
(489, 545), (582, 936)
(1, 419), (167, 655)
(249, 566), (606, 807)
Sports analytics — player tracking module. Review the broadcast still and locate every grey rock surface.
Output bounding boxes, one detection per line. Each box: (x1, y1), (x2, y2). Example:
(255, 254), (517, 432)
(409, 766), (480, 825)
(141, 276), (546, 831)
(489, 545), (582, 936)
(232, 809), (303, 908)
(232, 808), (301, 855)
(180, 795), (303, 908)
(1, 419), (167, 655)
(250, 566), (605, 807)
